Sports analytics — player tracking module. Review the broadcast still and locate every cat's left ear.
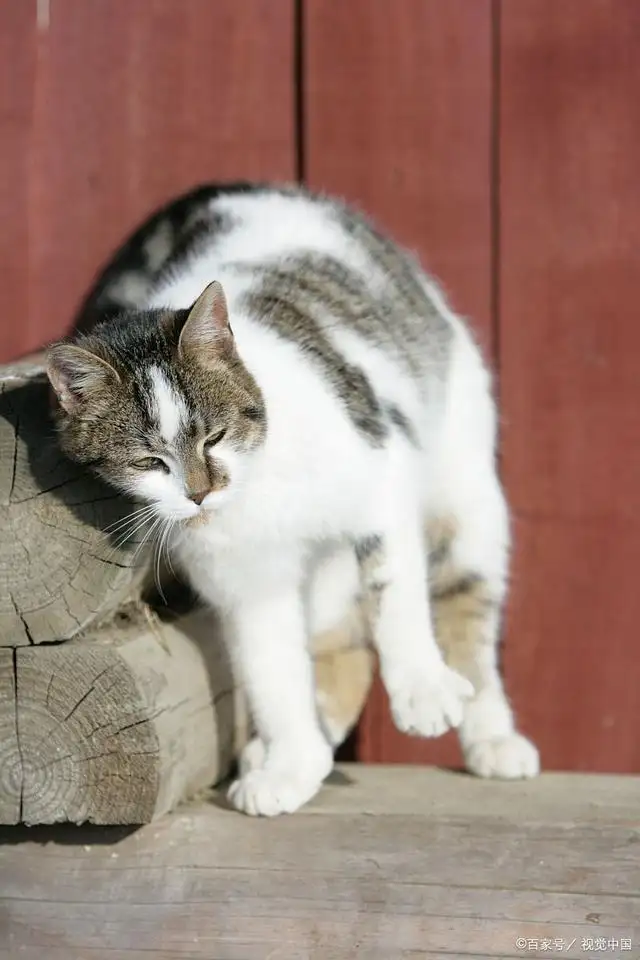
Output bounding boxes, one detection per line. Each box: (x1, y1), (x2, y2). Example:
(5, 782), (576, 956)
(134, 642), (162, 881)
(178, 281), (234, 361)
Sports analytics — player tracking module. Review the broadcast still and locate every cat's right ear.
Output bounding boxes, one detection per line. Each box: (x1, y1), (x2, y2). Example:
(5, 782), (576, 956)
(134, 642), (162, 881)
(178, 281), (234, 362)
(46, 344), (120, 414)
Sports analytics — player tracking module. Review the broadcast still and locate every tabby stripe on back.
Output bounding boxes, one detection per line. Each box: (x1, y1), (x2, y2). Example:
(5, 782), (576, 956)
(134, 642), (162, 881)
(339, 210), (452, 369)
(74, 182), (261, 331)
(239, 251), (438, 446)
(242, 285), (389, 447)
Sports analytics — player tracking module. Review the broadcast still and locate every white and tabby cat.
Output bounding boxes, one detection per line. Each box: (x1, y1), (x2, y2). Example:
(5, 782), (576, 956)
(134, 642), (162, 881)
(47, 183), (539, 816)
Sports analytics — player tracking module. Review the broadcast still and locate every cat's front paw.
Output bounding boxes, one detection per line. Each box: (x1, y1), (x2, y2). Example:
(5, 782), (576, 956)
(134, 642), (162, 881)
(465, 733), (540, 780)
(386, 663), (474, 738)
(228, 738), (333, 817)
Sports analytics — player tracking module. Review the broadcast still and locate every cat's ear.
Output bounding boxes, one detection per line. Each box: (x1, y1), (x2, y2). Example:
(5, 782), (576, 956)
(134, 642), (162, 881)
(46, 344), (120, 414)
(178, 281), (233, 361)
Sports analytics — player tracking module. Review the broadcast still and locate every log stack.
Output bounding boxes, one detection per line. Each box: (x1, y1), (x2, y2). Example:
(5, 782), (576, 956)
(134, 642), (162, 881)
(0, 356), (374, 824)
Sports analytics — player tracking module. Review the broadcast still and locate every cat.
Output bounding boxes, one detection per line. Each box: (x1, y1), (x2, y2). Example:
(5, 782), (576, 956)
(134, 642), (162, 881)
(47, 182), (539, 816)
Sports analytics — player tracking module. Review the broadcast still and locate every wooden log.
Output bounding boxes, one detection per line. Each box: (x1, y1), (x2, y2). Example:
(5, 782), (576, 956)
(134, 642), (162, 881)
(0, 599), (374, 825)
(0, 649), (19, 824)
(0, 355), (149, 645)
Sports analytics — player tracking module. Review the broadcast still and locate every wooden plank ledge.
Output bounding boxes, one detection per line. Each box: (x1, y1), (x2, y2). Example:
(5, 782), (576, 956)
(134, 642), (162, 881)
(0, 765), (638, 959)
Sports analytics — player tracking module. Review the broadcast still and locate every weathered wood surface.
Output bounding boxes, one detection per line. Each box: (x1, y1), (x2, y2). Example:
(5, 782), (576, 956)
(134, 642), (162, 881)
(0, 765), (638, 959)
(0, 650), (19, 824)
(0, 358), (148, 645)
(0, 602), (239, 825)
(0, 599), (373, 826)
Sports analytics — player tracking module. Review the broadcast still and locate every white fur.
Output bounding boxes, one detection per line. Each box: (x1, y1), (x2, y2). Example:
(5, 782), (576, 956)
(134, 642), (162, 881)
(148, 193), (377, 313)
(149, 366), (185, 444)
(129, 190), (537, 812)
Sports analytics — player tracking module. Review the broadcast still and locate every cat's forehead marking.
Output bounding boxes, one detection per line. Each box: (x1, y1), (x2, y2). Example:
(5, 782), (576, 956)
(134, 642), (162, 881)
(148, 366), (187, 445)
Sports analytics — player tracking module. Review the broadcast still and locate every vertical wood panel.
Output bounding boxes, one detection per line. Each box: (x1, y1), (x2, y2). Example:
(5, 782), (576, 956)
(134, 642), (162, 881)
(0, 2), (36, 362)
(500, 1), (640, 771)
(0, 0), (295, 362)
(305, 0), (494, 765)
(305, 0), (493, 344)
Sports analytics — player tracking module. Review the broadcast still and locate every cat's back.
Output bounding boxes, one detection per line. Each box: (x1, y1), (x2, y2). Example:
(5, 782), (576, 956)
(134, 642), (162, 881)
(153, 185), (451, 368)
(91, 182), (459, 417)
(209, 187), (364, 268)
(149, 186), (376, 303)
(93, 180), (454, 354)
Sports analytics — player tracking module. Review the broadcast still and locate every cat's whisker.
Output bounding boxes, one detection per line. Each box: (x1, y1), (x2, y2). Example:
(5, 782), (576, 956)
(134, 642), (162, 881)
(103, 502), (156, 528)
(102, 510), (159, 553)
(103, 504), (157, 536)
(98, 513), (158, 565)
(112, 510), (161, 560)
(153, 518), (175, 605)
(112, 512), (158, 551)
(163, 519), (178, 579)
(129, 515), (164, 568)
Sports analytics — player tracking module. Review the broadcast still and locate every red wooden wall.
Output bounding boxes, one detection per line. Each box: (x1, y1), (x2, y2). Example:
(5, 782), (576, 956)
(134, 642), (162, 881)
(2, 0), (639, 773)
(499, 1), (640, 772)
(0, 0), (295, 359)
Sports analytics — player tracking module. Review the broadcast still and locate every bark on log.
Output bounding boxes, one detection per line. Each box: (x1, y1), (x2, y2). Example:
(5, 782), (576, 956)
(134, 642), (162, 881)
(0, 356), (151, 645)
(0, 599), (374, 825)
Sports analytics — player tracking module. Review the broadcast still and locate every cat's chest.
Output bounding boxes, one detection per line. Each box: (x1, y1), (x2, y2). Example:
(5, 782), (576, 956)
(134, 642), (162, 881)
(172, 515), (305, 605)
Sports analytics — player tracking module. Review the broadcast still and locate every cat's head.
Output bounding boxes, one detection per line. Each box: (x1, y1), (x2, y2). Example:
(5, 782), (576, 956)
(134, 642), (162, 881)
(46, 281), (266, 522)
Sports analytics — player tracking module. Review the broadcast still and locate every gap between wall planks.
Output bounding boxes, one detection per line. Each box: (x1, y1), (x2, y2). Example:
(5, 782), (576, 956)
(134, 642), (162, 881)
(303, 0), (495, 769)
(0, 0), (296, 361)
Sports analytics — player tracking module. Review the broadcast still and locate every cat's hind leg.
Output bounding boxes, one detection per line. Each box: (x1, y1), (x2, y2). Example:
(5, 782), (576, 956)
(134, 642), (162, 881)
(428, 328), (538, 778)
(427, 508), (538, 779)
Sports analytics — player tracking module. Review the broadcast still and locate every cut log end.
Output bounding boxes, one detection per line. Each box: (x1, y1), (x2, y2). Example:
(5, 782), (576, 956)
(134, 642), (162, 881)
(0, 365), (150, 646)
(0, 603), (243, 825)
(0, 649), (20, 823)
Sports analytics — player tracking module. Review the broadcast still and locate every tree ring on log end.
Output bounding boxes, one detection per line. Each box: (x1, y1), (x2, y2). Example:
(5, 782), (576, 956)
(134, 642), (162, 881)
(16, 641), (160, 825)
(0, 374), (151, 646)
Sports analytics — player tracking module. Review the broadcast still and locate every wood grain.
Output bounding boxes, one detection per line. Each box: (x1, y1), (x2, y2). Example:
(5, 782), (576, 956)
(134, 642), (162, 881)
(0, 765), (638, 958)
(0, 0), (295, 362)
(304, 0), (494, 766)
(499, 1), (640, 771)
(0, 597), (373, 825)
(0, 361), (147, 645)
(0, 650), (20, 823)
(4, 604), (240, 825)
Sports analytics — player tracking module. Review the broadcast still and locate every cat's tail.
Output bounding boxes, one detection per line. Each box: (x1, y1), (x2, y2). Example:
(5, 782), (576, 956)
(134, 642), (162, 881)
(73, 181), (261, 333)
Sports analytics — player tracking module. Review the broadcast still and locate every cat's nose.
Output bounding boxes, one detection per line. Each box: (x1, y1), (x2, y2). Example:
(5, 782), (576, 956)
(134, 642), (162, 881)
(188, 490), (209, 506)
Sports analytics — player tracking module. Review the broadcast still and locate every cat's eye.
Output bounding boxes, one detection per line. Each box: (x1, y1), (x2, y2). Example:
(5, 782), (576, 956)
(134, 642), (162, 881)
(205, 428), (227, 450)
(132, 456), (170, 473)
